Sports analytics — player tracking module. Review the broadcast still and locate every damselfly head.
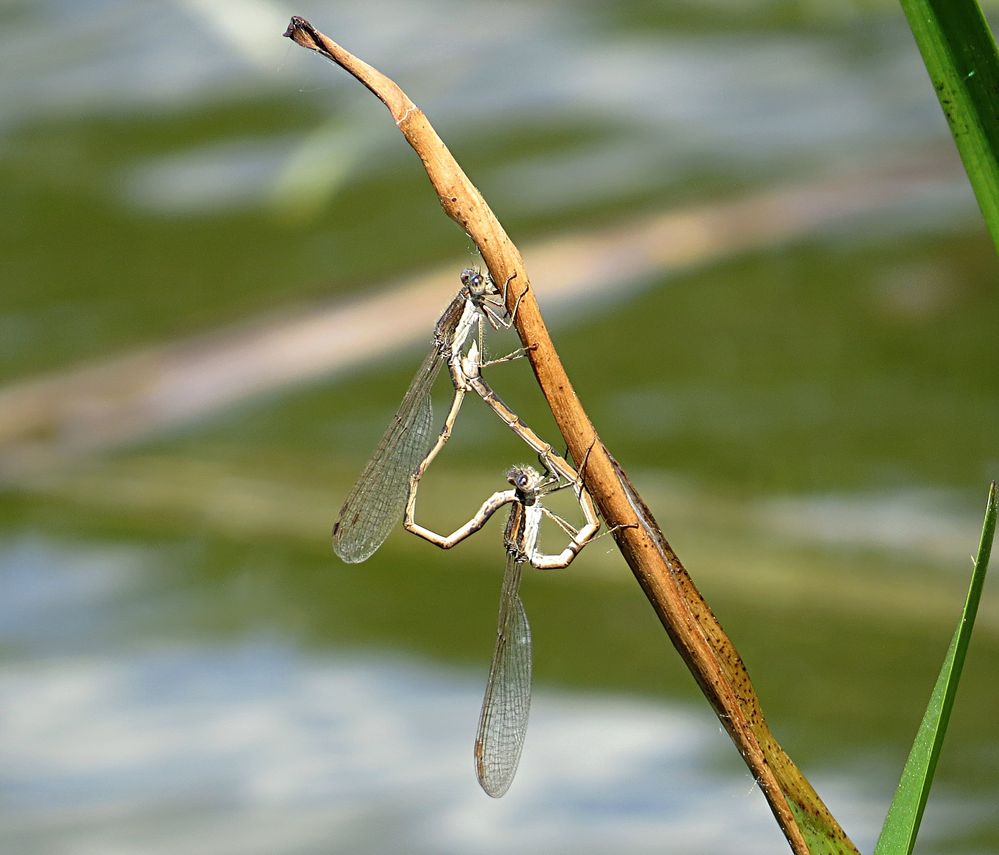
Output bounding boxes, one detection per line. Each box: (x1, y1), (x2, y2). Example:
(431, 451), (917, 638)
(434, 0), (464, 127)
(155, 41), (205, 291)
(506, 465), (542, 494)
(460, 267), (492, 298)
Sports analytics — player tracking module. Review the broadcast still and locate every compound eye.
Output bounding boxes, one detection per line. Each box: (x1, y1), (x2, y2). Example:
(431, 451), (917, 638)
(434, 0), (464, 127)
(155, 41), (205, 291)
(517, 473), (529, 488)
(460, 269), (472, 286)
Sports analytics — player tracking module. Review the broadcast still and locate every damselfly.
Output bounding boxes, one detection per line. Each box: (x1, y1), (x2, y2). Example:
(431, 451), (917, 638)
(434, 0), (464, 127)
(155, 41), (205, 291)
(332, 268), (524, 563)
(405, 459), (599, 797)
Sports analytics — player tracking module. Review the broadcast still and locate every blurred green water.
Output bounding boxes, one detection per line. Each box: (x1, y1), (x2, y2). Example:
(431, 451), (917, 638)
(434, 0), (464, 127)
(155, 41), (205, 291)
(2, 1), (998, 852)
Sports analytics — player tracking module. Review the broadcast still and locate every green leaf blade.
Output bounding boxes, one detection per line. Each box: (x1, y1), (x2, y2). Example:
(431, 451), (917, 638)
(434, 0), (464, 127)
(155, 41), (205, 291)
(900, 0), (999, 251)
(874, 481), (997, 855)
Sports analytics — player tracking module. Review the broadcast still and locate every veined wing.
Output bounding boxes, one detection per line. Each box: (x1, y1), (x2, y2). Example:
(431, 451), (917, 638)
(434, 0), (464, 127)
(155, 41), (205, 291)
(332, 347), (442, 563)
(474, 554), (532, 798)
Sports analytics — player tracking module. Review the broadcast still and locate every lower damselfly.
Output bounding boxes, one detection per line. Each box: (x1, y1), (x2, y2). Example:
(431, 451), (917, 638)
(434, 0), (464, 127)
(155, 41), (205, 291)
(405, 460), (599, 797)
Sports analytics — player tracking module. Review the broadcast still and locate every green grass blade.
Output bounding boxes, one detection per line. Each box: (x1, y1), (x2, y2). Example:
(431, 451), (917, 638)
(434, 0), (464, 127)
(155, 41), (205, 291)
(899, 0), (999, 252)
(873, 481), (997, 855)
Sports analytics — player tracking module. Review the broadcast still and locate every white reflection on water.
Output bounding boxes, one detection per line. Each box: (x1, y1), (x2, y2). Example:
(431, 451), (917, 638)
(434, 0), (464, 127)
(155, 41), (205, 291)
(123, 135), (306, 215)
(3, 0), (952, 204)
(2, 647), (865, 855)
(0, 536), (894, 855)
(759, 488), (985, 564)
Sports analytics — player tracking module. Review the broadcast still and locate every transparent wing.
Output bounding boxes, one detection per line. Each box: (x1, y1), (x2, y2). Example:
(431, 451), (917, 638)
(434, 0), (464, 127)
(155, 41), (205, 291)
(474, 555), (532, 798)
(332, 347), (442, 563)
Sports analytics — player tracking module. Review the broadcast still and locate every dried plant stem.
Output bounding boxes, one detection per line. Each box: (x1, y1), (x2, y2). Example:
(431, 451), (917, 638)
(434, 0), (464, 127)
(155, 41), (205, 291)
(285, 16), (857, 853)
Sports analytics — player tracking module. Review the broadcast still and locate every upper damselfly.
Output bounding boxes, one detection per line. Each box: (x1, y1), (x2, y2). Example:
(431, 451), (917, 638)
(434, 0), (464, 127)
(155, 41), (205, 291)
(332, 268), (521, 563)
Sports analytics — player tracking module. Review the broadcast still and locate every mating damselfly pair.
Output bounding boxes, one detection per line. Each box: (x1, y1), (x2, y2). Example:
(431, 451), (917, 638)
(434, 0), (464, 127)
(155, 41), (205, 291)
(332, 267), (602, 798)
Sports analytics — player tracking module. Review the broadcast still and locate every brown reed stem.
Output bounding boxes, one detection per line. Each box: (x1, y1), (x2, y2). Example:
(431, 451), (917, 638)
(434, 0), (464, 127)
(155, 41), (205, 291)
(284, 16), (858, 853)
